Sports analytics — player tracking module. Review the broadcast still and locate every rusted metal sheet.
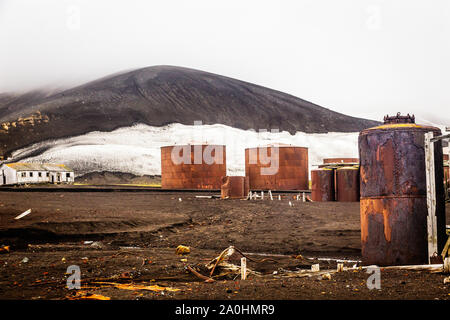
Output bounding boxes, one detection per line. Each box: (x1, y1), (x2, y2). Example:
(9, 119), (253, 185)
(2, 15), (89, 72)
(311, 169), (335, 201)
(245, 145), (308, 190)
(221, 176), (249, 199)
(336, 167), (360, 202)
(323, 158), (359, 164)
(161, 145), (226, 190)
(444, 154), (449, 184)
(359, 113), (446, 266)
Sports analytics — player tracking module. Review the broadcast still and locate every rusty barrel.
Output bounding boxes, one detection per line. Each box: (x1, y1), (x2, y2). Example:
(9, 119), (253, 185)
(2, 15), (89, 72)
(359, 114), (446, 266)
(221, 176), (249, 199)
(161, 144), (226, 190)
(245, 145), (308, 190)
(311, 169), (335, 201)
(336, 166), (360, 202)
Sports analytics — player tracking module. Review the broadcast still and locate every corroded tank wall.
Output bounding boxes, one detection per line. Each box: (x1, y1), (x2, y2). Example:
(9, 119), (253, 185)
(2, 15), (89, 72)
(245, 145), (308, 191)
(444, 154), (449, 183)
(336, 167), (360, 202)
(311, 169), (335, 201)
(221, 176), (249, 199)
(359, 114), (446, 266)
(323, 158), (359, 164)
(161, 145), (226, 189)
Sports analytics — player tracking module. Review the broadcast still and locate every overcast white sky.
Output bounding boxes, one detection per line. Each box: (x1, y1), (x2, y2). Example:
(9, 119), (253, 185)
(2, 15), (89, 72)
(0, 0), (449, 124)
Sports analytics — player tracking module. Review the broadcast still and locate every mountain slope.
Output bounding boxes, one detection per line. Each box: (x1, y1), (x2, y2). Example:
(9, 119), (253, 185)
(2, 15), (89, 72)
(0, 65), (379, 158)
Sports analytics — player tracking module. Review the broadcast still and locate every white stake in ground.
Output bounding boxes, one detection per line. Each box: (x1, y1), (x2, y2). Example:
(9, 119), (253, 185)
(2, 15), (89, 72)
(15, 209), (31, 220)
(241, 257), (247, 280)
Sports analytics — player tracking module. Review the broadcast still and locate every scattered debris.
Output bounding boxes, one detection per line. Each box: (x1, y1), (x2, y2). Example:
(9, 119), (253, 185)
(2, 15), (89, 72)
(83, 241), (93, 245)
(14, 209), (31, 220)
(0, 246), (10, 254)
(186, 265), (215, 283)
(444, 276), (450, 284)
(311, 264), (320, 272)
(67, 291), (111, 300)
(175, 245), (191, 255)
(321, 273), (332, 280)
(90, 241), (104, 249)
(21, 257), (29, 263)
(337, 263), (344, 272)
(93, 282), (180, 292)
(178, 198), (182, 202)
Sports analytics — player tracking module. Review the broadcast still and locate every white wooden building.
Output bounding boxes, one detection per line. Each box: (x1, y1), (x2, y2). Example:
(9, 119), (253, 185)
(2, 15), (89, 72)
(0, 163), (74, 186)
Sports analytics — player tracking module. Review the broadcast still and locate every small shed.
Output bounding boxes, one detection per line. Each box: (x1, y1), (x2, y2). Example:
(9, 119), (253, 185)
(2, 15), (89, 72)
(0, 163), (74, 186)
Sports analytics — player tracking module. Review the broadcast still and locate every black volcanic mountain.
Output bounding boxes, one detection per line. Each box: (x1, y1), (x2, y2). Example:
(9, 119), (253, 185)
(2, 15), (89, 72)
(0, 65), (379, 158)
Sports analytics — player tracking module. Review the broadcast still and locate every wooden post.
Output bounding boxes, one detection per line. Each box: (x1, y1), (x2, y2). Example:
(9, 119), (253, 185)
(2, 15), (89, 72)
(261, 191), (264, 200)
(425, 132), (438, 263)
(302, 192), (306, 202)
(241, 257), (247, 280)
(268, 190), (273, 200)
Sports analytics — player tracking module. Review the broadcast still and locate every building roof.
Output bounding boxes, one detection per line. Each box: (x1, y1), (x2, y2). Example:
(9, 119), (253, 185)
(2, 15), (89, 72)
(3, 163), (73, 172)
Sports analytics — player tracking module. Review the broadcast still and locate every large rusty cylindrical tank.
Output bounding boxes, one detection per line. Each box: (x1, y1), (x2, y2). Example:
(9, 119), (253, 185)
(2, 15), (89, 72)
(336, 167), (360, 202)
(245, 145), (308, 190)
(161, 144), (226, 190)
(311, 169), (335, 201)
(359, 113), (446, 266)
(221, 176), (249, 199)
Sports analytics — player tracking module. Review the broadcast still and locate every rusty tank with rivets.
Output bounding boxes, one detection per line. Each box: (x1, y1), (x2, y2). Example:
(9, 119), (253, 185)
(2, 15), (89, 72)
(311, 168), (335, 201)
(161, 144), (226, 190)
(359, 113), (446, 266)
(336, 166), (360, 202)
(245, 144), (308, 191)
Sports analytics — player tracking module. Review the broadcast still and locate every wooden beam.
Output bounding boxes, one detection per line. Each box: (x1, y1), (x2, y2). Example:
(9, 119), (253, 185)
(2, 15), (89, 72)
(425, 132), (438, 263)
(431, 133), (450, 143)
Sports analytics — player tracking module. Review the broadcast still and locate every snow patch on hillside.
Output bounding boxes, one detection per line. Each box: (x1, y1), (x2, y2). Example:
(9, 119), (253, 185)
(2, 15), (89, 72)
(10, 123), (360, 177)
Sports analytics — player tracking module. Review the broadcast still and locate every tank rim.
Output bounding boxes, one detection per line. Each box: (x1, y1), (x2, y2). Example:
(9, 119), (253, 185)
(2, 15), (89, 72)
(360, 123), (441, 135)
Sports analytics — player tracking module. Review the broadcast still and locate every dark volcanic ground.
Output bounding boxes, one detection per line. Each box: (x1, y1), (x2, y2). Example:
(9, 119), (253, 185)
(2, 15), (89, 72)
(0, 190), (448, 300)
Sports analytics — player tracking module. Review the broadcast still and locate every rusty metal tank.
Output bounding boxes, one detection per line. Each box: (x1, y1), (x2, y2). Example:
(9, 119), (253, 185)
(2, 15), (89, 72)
(444, 154), (449, 183)
(311, 168), (335, 201)
(359, 113), (446, 266)
(221, 176), (249, 199)
(161, 144), (226, 190)
(323, 158), (359, 164)
(245, 145), (308, 191)
(335, 166), (360, 202)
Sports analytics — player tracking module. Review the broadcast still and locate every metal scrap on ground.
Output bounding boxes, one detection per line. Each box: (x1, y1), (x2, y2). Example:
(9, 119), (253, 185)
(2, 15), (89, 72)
(14, 209), (31, 220)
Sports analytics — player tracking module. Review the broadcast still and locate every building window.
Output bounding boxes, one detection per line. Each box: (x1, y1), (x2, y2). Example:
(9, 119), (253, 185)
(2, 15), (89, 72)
(46, 172), (50, 177)
(29, 172), (33, 177)
(66, 173), (71, 178)
(21, 172), (26, 177)
(38, 172), (42, 177)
